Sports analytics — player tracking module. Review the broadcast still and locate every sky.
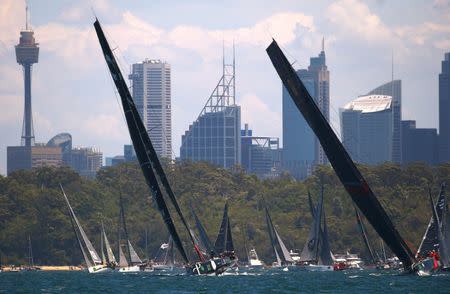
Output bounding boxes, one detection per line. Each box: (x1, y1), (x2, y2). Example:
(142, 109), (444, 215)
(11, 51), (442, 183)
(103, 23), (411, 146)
(1, 0), (449, 175)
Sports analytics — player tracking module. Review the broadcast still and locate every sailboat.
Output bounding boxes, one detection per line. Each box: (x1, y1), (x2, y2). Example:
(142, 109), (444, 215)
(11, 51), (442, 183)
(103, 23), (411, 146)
(117, 193), (144, 272)
(264, 205), (294, 268)
(414, 184), (450, 275)
(190, 204), (214, 257)
(94, 19), (233, 275)
(153, 237), (175, 271)
(61, 186), (111, 273)
(100, 222), (117, 269)
(266, 40), (417, 272)
(213, 203), (238, 267)
(23, 235), (40, 271)
(298, 187), (334, 271)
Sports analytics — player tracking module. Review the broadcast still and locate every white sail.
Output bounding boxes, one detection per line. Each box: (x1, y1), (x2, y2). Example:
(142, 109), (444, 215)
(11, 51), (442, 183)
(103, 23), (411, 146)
(274, 247), (282, 267)
(119, 245), (129, 267)
(274, 227), (294, 263)
(61, 187), (102, 265)
(128, 240), (142, 264)
(102, 227), (116, 264)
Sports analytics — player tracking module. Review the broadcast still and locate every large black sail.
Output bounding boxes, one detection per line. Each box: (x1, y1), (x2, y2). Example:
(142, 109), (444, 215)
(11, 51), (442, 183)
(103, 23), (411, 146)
(300, 186), (323, 263)
(319, 209), (333, 265)
(266, 40), (415, 269)
(94, 20), (190, 263)
(214, 203), (229, 254)
(190, 205), (214, 254)
(354, 206), (377, 264)
(416, 184), (446, 258)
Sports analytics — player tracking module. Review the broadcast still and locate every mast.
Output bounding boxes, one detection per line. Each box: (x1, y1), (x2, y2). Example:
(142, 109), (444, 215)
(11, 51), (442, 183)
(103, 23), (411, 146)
(118, 191), (132, 265)
(94, 19), (192, 264)
(28, 235), (34, 268)
(354, 206), (376, 264)
(266, 40), (415, 270)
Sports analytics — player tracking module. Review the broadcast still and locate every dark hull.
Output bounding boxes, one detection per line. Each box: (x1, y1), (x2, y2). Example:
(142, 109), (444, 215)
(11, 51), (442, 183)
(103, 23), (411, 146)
(187, 258), (235, 276)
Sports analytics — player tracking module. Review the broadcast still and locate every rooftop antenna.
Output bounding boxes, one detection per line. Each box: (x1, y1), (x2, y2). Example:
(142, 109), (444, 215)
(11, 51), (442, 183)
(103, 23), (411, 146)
(391, 49), (394, 81)
(233, 40), (236, 104)
(25, 3), (29, 30)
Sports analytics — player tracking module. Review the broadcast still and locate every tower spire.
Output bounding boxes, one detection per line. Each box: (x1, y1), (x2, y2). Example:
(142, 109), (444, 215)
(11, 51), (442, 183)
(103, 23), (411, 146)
(26, 4), (28, 30)
(391, 49), (394, 81)
(322, 36), (324, 52)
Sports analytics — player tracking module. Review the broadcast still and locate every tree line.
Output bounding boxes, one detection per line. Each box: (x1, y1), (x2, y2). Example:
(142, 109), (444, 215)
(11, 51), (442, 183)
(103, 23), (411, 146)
(0, 160), (449, 265)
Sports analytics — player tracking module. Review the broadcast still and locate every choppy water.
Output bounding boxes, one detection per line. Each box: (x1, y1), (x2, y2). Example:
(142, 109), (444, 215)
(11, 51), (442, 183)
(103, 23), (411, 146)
(1, 267), (450, 293)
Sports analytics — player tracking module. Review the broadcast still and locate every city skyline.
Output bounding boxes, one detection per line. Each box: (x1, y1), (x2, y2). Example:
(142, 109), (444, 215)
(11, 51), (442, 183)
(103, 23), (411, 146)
(1, 0), (450, 175)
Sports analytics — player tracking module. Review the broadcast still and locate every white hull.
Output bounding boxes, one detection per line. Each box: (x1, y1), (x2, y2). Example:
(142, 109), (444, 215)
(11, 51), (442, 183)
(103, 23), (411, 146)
(118, 265), (141, 272)
(249, 259), (263, 267)
(303, 264), (334, 271)
(88, 265), (111, 274)
(153, 264), (173, 271)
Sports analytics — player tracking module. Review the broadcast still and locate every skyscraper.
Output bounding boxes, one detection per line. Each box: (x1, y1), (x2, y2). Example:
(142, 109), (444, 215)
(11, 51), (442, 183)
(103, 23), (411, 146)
(129, 59), (172, 159)
(367, 80), (401, 163)
(439, 53), (450, 163)
(308, 39), (330, 165)
(180, 49), (241, 168)
(282, 39), (329, 179)
(401, 120), (438, 165)
(341, 95), (393, 165)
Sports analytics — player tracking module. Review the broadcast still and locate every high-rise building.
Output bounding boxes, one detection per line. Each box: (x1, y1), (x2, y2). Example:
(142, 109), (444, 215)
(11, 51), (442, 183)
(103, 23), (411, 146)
(180, 49), (241, 168)
(340, 95), (393, 165)
(70, 147), (103, 178)
(439, 53), (450, 163)
(282, 39), (329, 179)
(241, 124), (281, 179)
(367, 80), (401, 163)
(401, 120), (438, 165)
(47, 133), (72, 165)
(129, 59), (172, 159)
(282, 70), (315, 179)
(7, 145), (62, 174)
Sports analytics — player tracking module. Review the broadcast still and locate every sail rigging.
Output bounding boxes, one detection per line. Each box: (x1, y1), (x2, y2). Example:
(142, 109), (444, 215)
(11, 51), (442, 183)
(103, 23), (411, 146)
(266, 40), (415, 269)
(94, 19), (196, 263)
(265, 206), (292, 264)
(102, 223), (116, 264)
(190, 204), (213, 254)
(61, 186), (101, 267)
(300, 186), (324, 263)
(354, 206), (377, 264)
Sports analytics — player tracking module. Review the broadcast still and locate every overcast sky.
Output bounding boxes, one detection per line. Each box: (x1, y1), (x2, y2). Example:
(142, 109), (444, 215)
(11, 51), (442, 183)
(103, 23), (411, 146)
(1, 0), (449, 175)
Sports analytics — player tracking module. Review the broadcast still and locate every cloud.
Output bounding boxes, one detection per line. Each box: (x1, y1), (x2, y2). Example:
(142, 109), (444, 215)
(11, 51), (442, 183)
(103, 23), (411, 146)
(326, 0), (392, 42)
(83, 113), (128, 141)
(240, 93), (281, 138)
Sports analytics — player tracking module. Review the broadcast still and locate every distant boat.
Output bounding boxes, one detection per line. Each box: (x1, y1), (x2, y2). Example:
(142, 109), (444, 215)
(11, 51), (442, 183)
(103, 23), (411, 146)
(298, 186), (334, 271)
(414, 184), (450, 275)
(152, 237), (175, 271)
(213, 202), (238, 267)
(264, 205), (294, 267)
(23, 235), (40, 271)
(248, 248), (264, 267)
(94, 18), (234, 275)
(117, 192), (143, 273)
(100, 221), (117, 269)
(60, 186), (111, 273)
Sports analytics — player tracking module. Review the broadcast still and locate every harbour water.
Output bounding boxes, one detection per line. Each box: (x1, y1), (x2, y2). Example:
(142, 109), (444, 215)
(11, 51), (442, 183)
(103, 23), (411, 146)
(1, 268), (450, 293)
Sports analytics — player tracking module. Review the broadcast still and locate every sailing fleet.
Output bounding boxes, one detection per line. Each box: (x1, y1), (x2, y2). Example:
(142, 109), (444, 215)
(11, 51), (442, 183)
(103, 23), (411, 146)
(4, 19), (444, 276)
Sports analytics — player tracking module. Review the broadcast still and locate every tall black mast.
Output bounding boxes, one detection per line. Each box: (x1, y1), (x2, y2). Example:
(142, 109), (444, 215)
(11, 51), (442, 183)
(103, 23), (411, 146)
(266, 40), (415, 269)
(94, 19), (192, 263)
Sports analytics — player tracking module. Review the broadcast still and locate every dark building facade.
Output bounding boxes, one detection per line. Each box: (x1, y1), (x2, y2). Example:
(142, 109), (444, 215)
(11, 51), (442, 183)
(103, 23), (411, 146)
(439, 53), (450, 163)
(241, 124), (280, 179)
(367, 80), (402, 163)
(402, 120), (438, 165)
(282, 41), (329, 179)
